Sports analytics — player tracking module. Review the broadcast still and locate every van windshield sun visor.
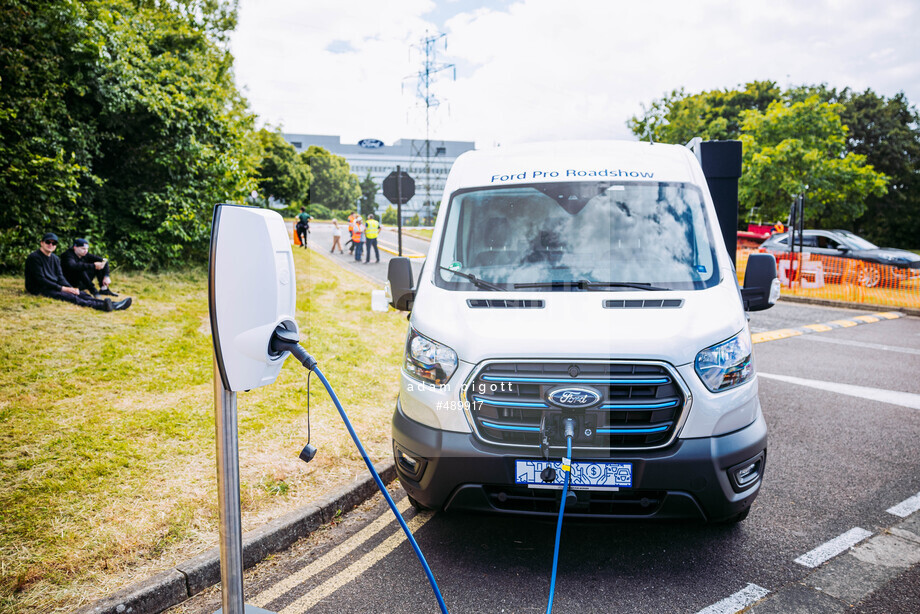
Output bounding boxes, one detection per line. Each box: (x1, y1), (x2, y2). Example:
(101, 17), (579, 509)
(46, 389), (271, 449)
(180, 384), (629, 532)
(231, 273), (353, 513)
(435, 180), (721, 293)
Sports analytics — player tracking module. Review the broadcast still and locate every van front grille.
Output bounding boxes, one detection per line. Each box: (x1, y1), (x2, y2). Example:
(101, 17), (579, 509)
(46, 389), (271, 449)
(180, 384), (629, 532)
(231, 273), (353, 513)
(465, 361), (686, 451)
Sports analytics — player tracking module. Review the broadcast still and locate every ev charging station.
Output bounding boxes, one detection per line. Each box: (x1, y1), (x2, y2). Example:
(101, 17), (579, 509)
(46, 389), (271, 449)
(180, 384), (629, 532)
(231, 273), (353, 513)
(208, 203), (447, 614)
(208, 203), (295, 614)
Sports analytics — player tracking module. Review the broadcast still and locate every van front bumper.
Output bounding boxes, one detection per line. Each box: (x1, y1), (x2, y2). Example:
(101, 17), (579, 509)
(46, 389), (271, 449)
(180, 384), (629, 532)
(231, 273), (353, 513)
(392, 401), (767, 522)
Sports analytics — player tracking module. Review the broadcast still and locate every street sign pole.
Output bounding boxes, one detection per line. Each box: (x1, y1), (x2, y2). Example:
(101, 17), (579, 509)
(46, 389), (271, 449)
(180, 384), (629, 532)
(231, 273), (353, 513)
(397, 165), (403, 257)
(383, 169), (414, 257)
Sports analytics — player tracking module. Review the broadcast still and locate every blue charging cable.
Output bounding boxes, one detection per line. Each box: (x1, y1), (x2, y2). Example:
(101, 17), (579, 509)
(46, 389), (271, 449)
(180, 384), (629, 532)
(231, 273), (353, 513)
(274, 326), (572, 614)
(312, 366), (450, 614)
(546, 426), (574, 614)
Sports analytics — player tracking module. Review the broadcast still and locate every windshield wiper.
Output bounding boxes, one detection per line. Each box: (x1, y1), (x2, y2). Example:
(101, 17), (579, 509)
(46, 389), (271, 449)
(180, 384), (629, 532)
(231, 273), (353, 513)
(440, 266), (505, 291)
(513, 280), (669, 291)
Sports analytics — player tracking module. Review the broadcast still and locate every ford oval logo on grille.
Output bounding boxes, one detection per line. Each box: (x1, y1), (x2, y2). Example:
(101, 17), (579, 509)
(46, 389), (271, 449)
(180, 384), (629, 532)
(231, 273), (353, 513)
(546, 386), (601, 409)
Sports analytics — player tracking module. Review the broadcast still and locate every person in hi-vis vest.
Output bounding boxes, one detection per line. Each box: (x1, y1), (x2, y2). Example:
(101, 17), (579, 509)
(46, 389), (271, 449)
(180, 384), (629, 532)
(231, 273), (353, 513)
(347, 212), (358, 254)
(351, 216), (365, 262)
(364, 213), (380, 263)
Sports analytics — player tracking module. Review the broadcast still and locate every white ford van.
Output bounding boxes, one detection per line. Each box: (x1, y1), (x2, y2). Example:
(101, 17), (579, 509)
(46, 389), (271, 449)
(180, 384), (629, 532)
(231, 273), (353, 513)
(386, 140), (778, 523)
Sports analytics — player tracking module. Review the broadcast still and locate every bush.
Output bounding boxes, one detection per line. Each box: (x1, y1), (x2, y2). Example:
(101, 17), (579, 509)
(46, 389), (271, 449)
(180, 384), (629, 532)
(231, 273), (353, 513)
(309, 203), (333, 220)
(381, 205), (398, 225)
(274, 204), (300, 218)
(407, 214), (421, 227)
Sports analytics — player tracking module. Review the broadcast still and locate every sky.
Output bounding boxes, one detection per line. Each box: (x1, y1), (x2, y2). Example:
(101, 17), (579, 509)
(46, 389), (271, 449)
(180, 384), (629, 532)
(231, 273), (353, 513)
(230, 0), (920, 149)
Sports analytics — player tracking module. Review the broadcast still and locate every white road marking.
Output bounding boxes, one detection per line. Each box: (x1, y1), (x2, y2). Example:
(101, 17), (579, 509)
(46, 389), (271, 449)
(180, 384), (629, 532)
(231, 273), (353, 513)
(279, 511), (434, 614)
(799, 335), (920, 356)
(794, 527), (873, 568)
(250, 497), (411, 608)
(758, 372), (920, 411)
(695, 583), (770, 614)
(887, 492), (920, 518)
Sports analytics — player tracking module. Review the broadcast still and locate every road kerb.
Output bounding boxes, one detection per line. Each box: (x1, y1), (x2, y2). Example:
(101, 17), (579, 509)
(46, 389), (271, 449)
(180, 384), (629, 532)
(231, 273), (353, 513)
(76, 460), (397, 614)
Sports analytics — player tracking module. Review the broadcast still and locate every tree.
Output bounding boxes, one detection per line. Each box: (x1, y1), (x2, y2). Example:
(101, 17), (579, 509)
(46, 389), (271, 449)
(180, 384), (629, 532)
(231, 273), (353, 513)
(0, 0), (256, 271)
(627, 81), (781, 144)
(782, 85), (920, 247)
(359, 171), (378, 217)
(84, 0), (257, 269)
(629, 82), (906, 239)
(0, 0), (95, 269)
(738, 97), (888, 226)
(301, 146), (360, 213)
(255, 128), (311, 206)
(839, 90), (920, 248)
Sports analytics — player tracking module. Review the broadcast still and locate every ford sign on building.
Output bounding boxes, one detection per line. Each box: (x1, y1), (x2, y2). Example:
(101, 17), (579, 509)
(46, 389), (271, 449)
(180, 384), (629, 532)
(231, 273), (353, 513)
(358, 138), (384, 149)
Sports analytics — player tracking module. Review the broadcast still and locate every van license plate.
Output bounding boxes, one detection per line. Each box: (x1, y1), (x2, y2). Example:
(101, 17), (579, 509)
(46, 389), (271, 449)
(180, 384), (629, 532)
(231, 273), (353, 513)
(515, 459), (632, 489)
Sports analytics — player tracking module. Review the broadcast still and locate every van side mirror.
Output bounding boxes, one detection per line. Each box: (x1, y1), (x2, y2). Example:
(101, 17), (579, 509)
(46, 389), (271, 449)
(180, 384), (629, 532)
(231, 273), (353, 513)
(386, 257), (415, 311)
(741, 253), (780, 312)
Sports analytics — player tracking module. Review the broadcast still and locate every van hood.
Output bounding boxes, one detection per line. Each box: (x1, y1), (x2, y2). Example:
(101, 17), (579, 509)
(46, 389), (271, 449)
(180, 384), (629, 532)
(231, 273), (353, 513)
(410, 272), (747, 367)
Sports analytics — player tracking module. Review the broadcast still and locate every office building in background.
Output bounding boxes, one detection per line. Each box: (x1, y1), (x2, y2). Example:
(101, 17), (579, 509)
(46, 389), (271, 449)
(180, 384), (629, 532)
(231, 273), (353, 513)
(283, 133), (475, 222)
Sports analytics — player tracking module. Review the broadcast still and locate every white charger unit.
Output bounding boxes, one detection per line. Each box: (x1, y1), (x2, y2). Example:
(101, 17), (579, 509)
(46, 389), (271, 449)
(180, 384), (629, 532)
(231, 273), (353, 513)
(209, 203), (298, 392)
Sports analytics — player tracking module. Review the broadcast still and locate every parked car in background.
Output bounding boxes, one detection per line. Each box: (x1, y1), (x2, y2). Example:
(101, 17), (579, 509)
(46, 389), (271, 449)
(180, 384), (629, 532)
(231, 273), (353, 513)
(760, 229), (920, 288)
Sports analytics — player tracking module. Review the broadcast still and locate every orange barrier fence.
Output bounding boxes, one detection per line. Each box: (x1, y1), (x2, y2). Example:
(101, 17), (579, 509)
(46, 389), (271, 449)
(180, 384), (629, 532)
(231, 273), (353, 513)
(736, 248), (920, 309)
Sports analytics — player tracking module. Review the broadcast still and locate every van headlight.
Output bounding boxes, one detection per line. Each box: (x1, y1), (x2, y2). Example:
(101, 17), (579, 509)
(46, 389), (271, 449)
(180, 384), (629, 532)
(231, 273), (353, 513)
(404, 327), (458, 385)
(694, 330), (754, 392)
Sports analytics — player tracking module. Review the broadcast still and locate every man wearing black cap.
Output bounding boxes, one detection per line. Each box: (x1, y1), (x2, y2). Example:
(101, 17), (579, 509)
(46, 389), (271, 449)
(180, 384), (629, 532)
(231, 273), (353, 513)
(61, 238), (118, 297)
(24, 233), (131, 311)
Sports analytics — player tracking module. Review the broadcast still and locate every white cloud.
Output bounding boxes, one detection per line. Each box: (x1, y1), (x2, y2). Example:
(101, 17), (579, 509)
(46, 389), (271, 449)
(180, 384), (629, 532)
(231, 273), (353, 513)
(230, 0), (920, 148)
(231, 0), (438, 142)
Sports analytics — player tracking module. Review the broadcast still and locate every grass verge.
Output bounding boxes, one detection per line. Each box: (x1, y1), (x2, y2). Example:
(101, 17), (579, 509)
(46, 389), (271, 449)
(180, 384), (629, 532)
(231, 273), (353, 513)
(0, 249), (408, 613)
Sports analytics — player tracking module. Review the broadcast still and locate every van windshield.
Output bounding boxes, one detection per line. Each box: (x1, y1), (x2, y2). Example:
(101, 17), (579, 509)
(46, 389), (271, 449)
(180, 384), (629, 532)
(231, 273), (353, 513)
(435, 181), (720, 291)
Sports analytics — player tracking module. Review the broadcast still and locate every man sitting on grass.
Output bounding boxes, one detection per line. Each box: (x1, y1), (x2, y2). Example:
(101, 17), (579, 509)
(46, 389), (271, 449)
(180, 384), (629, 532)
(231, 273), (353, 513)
(61, 238), (119, 297)
(25, 233), (132, 312)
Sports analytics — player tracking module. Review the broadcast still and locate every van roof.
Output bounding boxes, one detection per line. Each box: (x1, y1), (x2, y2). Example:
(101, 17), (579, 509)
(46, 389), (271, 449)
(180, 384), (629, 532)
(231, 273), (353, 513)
(449, 140), (698, 187)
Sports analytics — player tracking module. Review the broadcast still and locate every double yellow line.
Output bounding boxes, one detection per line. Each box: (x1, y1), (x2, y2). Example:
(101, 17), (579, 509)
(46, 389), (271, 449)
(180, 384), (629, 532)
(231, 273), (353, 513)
(377, 239), (426, 259)
(250, 496), (433, 613)
(751, 311), (902, 344)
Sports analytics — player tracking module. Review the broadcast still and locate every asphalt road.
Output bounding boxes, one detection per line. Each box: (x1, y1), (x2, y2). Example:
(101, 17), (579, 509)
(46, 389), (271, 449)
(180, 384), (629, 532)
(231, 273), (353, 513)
(299, 222), (430, 288)
(168, 252), (920, 613)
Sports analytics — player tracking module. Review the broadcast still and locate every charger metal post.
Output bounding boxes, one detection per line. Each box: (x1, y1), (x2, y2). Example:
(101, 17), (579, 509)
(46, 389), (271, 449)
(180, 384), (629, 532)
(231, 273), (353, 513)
(208, 203), (296, 614)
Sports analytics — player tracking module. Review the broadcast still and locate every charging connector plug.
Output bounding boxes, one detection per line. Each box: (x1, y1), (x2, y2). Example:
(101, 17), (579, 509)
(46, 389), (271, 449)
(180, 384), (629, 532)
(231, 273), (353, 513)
(560, 419), (575, 506)
(299, 444), (318, 463)
(562, 417), (576, 441)
(269, 326), (317, 371)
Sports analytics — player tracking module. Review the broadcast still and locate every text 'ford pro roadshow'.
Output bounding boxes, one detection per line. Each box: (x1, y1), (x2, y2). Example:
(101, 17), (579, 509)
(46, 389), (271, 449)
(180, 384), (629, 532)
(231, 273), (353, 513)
(386, 140), (778, 523)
